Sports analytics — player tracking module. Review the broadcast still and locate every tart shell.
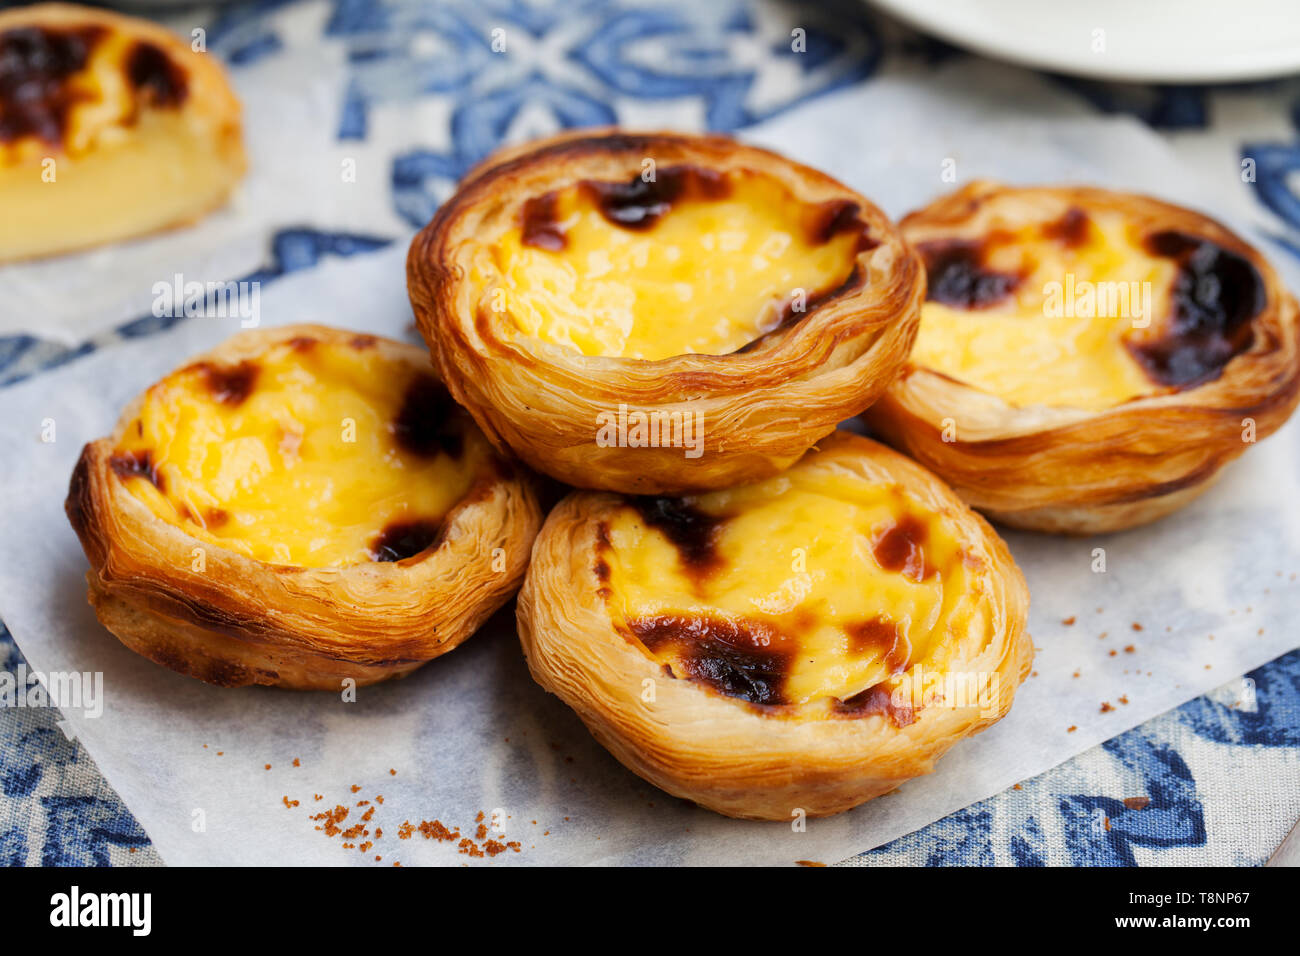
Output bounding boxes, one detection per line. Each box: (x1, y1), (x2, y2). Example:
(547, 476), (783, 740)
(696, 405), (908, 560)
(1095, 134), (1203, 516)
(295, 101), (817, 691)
(408, 129), (924, 495)
(65, 325), (542, 690)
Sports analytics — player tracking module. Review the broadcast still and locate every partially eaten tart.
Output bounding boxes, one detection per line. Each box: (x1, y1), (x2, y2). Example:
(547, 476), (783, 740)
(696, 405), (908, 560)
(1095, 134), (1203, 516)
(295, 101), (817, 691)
(0, 3), (246, 262)
(865, 182), (1300, 534)
(66, 325), (541, 689)
(517, 430), (1031, 820)
(408, 129), (923, 494)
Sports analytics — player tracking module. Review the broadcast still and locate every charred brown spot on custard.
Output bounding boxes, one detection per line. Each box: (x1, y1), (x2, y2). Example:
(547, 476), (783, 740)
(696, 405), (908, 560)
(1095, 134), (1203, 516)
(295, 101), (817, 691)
(369, 518), (444, 563)
(872, 514), (934, 583)
(581, 164), (729, 231)
(194, 360), (259, 406)
(125, 41), (187, 109)
(392, 373), (464, 459)
(349, 333), (378, 350)
(629, 613), (792, 706)
(807, 198), (875, 251)
(1127, 230), (1264, 388)
(628, 496), (727, 576)
(845, 618), (910, 674)
(206, 507), (229, 529)
(109, 449), (164, 491)
(286, 335), (318, 352)
(0, 25), (105, 145)
(1042, 206), (1091, 248)
(832, 683), (916, 727)
(520, 191), (567, 251)
(917, 239), (1021, 309)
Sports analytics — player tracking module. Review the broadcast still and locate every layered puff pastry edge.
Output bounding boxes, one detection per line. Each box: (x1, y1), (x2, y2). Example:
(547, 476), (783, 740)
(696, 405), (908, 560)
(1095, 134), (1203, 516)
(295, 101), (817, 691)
(408, 129), (924, 495)
(865, 181), (1300, 534)
(0, 3), (246, 262)
(517, 430), (1032, 820)
(66, 325), (542, 690)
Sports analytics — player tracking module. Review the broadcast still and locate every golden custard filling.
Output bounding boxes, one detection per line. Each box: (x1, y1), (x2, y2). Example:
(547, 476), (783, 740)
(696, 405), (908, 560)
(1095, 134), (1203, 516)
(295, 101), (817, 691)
(480, 167), (868, 360)
(597, 464), (988, 717)
(110, 336), (489, 568)
(909, 207), (1264, 410)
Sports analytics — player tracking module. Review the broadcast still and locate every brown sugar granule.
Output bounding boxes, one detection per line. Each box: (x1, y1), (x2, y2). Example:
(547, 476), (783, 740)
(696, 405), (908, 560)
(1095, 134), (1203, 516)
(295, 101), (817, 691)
(282, 796), (299, 809)
(475, 824), (489, 841)
(393, 861), (401, 867)
(796, 860), (827, 867)
(361, 806), (375, 822)
(340, 823), (366, 840)
(292, 758), (301, 767)
(389, 769), (397, 776)
(1103, 816), (1111, 832)
(1100, 701), (1114, 713)
(398, 821), (415, 840)
(418, 819), (460, 842)
(357, 800), (370, 807)
(475, 811), (485, 823)
(216, 752), (223, 756)
(314, 794), (323, 801)
(1062, 616), (1076, 626)
(1123, 797), (1151, 810)
(374, 827), (382, 839)
(376, 796), (384, 804)
(458, 838), (485, 858)
(1012, 783), (1022, 790)
(1072, 670), (1081, 679)
(342, 842), (355, 849)
(1124, 645), (1136, 654)
(1109, 650), (1117, 657)
(264, 764), (272, 770)
(311, 805), (350, 837)
(1131, 622), (1143, 631)
(375, 856), (382, 862)
(1119, 695), (1129, 705)
(1099, 632), (1108, 640)
(483, 840), (516, 857)
(359, 841), (373, 853)
(350, 785), (361, 793)
(1067, 726), (1077, 733)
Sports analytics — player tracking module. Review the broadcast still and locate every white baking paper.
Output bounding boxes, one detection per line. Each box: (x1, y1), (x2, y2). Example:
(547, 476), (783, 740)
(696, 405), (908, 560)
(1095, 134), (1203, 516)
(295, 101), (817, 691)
(1, 63), (1297, 866)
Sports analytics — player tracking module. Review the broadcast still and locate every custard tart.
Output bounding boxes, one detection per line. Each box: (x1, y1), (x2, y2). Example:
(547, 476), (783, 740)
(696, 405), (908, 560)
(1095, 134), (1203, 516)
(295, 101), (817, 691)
(66, 325), (541, 690)
(517, 430), (1031, 820)
(408, 129), (923, 495)
(0, 3), (246, 262)
(865, 182), (1300, 534)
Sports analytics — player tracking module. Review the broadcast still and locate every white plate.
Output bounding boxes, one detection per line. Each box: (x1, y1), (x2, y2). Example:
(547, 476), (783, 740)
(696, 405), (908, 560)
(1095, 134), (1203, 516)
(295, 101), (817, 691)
(868, 0), (1300, 83)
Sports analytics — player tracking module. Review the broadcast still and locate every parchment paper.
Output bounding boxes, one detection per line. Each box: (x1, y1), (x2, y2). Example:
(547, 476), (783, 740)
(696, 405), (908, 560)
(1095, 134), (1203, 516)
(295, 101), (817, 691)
(1, 66), (1298, 866)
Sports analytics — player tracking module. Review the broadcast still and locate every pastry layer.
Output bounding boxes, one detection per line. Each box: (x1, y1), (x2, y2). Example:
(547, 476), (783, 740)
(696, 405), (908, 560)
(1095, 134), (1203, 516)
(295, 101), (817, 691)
(484, 166), (867, 359)
(599, 459), (981, 714)
(110, 334), (489, 568)
(909, 206), (1263, 410)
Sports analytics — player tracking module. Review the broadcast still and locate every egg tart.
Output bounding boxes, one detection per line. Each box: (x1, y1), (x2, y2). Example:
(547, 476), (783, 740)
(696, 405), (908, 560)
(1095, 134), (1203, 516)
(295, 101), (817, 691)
(865, 182), (1300, 534)
(517, 430), (1031, 820)
(66, 325), (541, 690)
(0, 3), (246, 262)
(407, 129), (923, 495)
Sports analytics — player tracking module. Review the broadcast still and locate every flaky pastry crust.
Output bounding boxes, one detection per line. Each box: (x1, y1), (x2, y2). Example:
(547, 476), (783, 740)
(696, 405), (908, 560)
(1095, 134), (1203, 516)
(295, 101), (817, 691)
(408, 129), (923, 494)
(865, 182), (1300, 534)
(517, 431), (1032, 820)
(65, 325), (542, 690)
